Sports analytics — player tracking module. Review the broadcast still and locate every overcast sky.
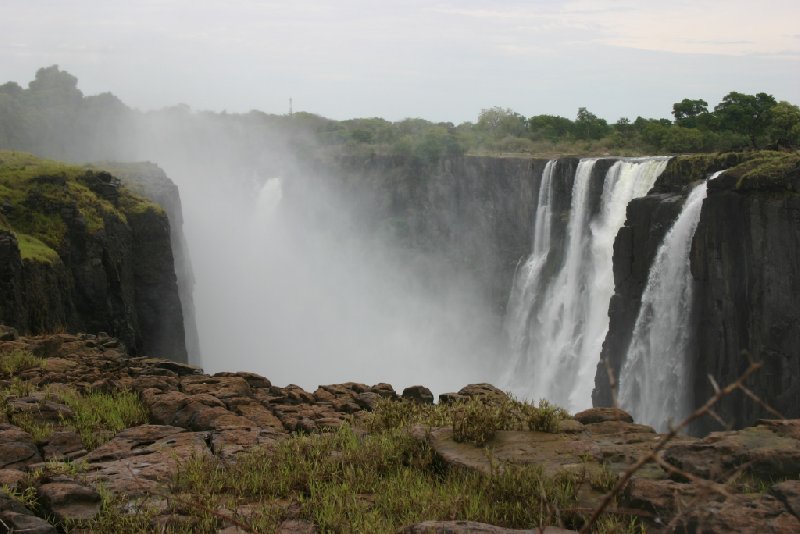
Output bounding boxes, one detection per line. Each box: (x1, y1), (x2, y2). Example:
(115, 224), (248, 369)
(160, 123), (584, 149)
(1, 0), (798, 123)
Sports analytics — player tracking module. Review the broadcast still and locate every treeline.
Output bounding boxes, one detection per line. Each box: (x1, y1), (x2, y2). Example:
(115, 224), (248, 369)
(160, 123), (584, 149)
(1, 66), (799, 165)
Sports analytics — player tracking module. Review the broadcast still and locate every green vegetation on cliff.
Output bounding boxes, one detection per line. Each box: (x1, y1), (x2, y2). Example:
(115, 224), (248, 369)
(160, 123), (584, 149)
(0, 150), (162, 262)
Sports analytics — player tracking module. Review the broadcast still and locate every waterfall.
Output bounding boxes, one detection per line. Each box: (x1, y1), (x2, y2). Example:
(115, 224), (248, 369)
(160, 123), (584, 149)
(503, 157), (669, 412)
(618, 171), (722, 431)
(504, 160), (557, 378)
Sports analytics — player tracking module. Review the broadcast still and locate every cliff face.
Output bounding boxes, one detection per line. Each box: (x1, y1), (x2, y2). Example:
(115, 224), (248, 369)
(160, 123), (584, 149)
(0, 151), (188, 362)
(595, 152), (800, 432)
(93, 162), (200, 362)
(292, 155), (546, 314)
(691, 154), (800, 430)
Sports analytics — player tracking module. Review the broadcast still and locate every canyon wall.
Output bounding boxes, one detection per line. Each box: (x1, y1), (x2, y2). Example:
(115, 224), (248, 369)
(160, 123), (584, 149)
(594, 152), (800, 431)
(0, 153), (188, 362)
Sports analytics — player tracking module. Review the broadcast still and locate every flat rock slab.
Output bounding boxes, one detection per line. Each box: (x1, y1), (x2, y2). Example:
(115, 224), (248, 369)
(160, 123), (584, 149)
(81, 424), (213, 496)
(663, 421), (800, 481)
(0, 423), (42, 468)
(412, 423), (665, 478)
(38, 481), (102, 522)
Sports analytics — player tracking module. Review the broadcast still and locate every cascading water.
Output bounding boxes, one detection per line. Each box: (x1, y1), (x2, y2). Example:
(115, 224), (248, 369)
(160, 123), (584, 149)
(504, 160), (557, 376)
(503, 157), (669, 412)
(618, 171), (722, 431)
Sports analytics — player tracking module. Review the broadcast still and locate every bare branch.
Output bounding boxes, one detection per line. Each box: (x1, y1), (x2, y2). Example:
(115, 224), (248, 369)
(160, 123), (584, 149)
(579, 361), (762, 534)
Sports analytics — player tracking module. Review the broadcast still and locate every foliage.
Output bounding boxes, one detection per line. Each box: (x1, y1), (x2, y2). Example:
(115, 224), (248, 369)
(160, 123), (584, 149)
(163, 423), (594, 533)
(366, 395), (567, 447)
(0, 348), (44, 374)
(1, 66), (800, 165)
(58, 388), (149, 449)
(0, 379), (149, 449)
(15, 232), (59, 263)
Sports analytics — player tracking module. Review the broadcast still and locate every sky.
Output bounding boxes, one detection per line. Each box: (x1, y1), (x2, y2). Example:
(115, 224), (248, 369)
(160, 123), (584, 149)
(1, 0), (799, 123)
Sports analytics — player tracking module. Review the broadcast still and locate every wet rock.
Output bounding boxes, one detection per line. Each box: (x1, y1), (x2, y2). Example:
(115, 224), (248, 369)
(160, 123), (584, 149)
(82, 425), (212, 496)
(38, 481), (102, 522)
(574, 407), (633, 425)
(41, 430), (86, 461)
(680, 493), (800, 533)
(141, 389), (190, 424)
(0, 494), (57, 534)
(355, 391), (382, 411)
(0, 467), (26, 489)
(181, 375), (252, 399)
(283, 385), (316, 404)
(770, 479), (800, 519)
(663, 423), (800, 481)
(0, 324), (18, 341)
(439, 392), (467, 405)
(0, 424), (42, 468)
(402, 385), (434, 404)
(233, 402), (284, 429)
(210, 427), (284, 461)
(214, 371), (272, 390)
(370, 382), (397, 399)
(624, 478), (700, 519)
(296, 417), (318, 433)
(457, 383), (509, 403)
(7, 397), (74, 423)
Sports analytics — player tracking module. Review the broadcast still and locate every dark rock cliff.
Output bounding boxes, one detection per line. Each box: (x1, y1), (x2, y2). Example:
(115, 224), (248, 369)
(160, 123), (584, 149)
(691, 153), (800, 430)
(0, 152), (188, 362)
(294, 155), (549, 314)
(92, 162), (200, 362)
(594, 151), (800, 432)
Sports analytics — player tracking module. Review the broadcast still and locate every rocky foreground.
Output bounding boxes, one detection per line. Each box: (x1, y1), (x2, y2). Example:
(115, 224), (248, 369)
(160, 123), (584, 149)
(1, 332), (799, 533)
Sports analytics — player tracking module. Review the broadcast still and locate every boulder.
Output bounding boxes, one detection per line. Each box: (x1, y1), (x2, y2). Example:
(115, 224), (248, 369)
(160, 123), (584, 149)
(0, 424), (42, 468)
(574, 407), (633, 425)
(402, 385), (434, 404)
(37, 481), (102, 522)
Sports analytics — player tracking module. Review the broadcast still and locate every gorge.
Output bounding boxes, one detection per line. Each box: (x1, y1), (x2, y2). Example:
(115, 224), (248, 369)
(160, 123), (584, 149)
(2, 144), (797, 433)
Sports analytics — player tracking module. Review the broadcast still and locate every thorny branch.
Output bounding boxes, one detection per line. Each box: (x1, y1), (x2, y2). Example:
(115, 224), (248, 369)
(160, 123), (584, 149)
(579, 360), (763, 534)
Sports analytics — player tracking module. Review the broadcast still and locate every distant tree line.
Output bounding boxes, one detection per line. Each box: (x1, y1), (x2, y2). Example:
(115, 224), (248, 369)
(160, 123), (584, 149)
(1, 66), (799, 165)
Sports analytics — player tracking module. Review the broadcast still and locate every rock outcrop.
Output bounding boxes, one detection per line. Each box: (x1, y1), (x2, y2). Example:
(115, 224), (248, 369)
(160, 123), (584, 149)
(2, 331), (799, 532)
(0, 152), (188, 362)
(594, 151), (800, 433)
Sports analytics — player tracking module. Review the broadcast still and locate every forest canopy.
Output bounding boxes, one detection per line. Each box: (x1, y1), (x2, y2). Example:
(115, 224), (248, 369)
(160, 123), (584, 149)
(1, 66), (799, 164)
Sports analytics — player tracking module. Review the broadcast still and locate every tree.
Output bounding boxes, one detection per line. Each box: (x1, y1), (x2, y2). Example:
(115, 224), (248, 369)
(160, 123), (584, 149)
(713, 91), (777, 148)
(672, 98), (709, 128)
(528, 114), (573, 142)
(767, 101), (800, 149)
(476, 107), (527, 139)
(573, 107), (611, 140)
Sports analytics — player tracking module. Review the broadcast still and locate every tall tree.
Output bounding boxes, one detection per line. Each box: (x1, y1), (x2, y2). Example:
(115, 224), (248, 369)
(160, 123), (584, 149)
(714, 91), (777, 148)
(672, 98), (709, 128)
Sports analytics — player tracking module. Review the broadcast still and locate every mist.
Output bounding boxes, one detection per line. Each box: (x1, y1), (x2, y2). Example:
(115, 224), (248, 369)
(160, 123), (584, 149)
(120, 110), (503, 394)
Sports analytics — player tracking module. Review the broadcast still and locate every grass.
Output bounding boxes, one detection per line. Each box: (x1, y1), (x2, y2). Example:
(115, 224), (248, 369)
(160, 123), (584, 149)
(726, 151), (800, 190)
(5, 389), (641, 533)
(367, 395), (568, 446)
(0, 150), (166, 255)
(0, 348), (44, 374)
(58, 388), (149, 449)
(166, 424), (591, 533)
(0, 378), (149, 449)
(0, 484), (38, 511)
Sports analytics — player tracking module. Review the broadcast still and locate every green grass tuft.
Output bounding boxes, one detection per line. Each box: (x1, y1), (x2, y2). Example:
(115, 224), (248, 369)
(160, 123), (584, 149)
(16, 232), (59, 263)
(0, 348), (44, 374)
(58, 389), (149, 449)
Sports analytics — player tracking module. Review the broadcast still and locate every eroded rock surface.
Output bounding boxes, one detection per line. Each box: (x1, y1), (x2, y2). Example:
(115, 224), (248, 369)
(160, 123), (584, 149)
(2, 331), (799, 533)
